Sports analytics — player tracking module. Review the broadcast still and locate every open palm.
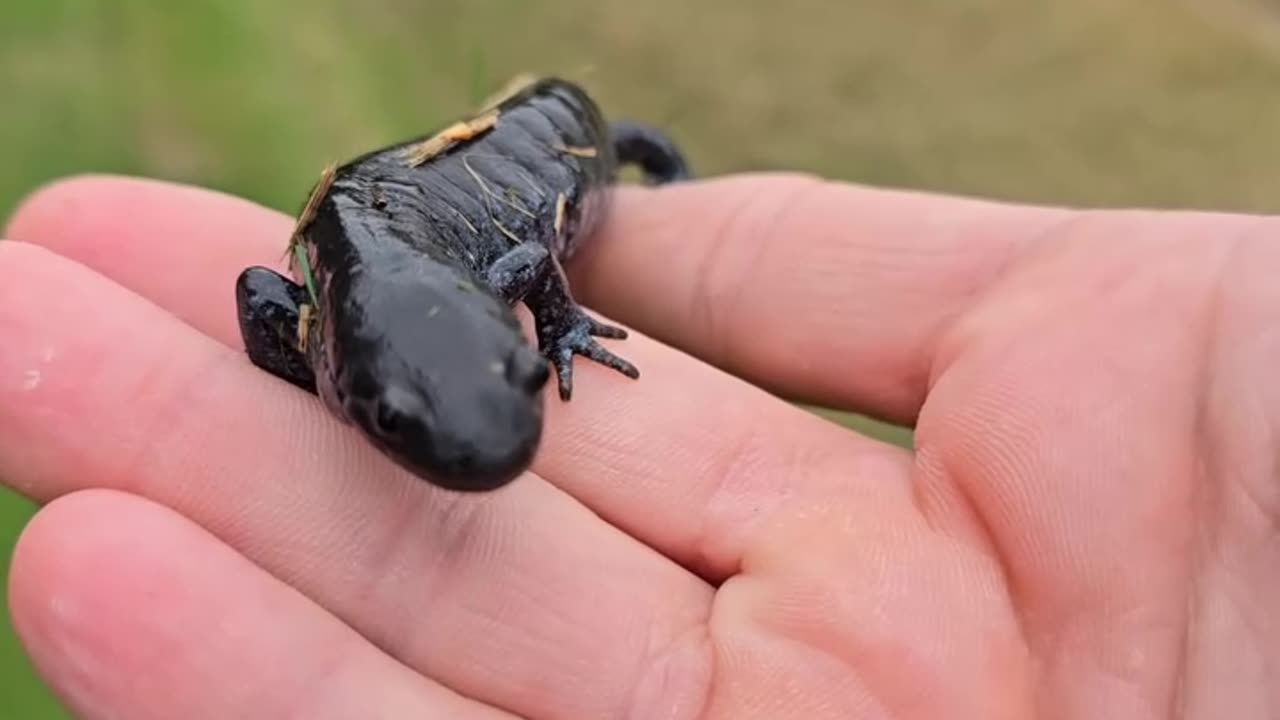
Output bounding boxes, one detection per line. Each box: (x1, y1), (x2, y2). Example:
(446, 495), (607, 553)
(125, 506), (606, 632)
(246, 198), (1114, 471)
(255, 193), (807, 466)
(2, 173), (1274, 718)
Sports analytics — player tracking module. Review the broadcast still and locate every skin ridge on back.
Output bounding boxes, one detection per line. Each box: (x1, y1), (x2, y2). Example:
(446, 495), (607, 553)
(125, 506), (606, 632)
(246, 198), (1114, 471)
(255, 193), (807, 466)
(233, 75), (691, 492)
(327, 79), (615, 271)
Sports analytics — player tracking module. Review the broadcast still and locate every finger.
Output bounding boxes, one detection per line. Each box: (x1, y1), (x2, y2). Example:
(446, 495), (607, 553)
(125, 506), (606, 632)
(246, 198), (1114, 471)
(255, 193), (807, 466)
(0, 240), (714, 720)
(571, 173), (1079, 425)
(9, 489), (513, 720)
(6, 174), (915, 580)
(3, 174), (295, 344)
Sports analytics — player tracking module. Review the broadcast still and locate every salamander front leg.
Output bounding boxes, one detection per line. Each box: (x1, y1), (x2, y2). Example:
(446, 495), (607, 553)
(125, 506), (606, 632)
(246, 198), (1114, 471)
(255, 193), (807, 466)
(523, 258), (637, 401)
(485, 242), (551, 303)
(235, 266), (317, 393)
(609, 119), (692, 184)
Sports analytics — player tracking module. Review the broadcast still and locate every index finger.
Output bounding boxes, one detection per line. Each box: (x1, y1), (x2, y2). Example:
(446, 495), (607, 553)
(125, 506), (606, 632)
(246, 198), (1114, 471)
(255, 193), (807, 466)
(570, 173), (1077, 425)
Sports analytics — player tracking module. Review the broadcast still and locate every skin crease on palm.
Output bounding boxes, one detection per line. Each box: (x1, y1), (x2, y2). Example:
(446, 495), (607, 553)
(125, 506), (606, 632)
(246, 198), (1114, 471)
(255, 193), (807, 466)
(0, 170), (1277, 720)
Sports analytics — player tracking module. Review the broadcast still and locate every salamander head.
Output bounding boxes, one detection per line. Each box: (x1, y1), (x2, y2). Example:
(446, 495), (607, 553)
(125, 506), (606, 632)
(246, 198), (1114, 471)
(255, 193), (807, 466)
(323, 271), (550, 492)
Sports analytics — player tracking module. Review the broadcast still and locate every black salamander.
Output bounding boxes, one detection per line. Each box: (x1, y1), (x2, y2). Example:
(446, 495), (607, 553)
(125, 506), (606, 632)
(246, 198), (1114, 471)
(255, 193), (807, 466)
(234, 76), (689, 491)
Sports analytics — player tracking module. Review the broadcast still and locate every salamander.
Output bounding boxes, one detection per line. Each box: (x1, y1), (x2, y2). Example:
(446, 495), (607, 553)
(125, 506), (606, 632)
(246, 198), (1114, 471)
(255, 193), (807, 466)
(234, 76), (690, 492)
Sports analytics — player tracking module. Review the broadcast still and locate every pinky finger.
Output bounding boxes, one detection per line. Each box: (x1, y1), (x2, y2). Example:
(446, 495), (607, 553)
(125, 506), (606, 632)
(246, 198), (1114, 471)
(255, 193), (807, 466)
(7, 489), (513, 720)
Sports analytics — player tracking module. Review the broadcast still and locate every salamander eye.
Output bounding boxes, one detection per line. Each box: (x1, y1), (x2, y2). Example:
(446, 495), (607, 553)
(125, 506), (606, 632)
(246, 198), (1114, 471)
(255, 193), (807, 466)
(373, 385), (428, 438)
(375, 402), (409, 438)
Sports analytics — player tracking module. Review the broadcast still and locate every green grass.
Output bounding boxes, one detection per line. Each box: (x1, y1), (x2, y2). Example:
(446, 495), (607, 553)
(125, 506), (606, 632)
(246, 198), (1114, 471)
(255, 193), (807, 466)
(4, 0), (1280, 714)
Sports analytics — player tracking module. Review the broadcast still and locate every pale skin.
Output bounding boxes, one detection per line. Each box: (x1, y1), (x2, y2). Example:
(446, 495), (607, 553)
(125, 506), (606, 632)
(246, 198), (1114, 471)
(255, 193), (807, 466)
(0, 171), (1276, 719)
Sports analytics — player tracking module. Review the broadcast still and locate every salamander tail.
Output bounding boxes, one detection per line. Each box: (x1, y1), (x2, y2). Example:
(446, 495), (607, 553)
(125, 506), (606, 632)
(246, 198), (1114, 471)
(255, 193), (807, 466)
(608, 120), (691, 184)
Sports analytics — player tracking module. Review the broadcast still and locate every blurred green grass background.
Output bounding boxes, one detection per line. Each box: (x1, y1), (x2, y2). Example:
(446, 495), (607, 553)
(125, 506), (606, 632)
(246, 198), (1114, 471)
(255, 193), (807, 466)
(4, 0), (1280, 714)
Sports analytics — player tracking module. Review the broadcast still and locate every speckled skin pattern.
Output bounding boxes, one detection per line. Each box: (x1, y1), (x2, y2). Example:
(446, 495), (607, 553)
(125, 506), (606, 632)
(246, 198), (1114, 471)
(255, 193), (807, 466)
(234, 77), (690, 491)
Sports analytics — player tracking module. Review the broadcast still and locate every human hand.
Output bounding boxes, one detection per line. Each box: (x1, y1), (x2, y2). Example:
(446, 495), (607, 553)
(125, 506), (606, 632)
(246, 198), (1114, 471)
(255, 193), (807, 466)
(1, 172), (1274, 718)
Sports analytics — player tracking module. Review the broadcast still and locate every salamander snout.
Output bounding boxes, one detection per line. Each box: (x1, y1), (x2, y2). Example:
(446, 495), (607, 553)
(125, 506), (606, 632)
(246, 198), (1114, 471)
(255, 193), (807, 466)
(358, 374), (543, 492)
(330, 273), (549, 493)
(349, 344), (549, 493)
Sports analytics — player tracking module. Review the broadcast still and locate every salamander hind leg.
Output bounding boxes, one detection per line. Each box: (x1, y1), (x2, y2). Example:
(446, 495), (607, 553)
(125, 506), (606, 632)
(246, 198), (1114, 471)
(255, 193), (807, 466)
(609, 119), (692, 184)
(235, 266), (317, 393)
(524, 262), (637, 401)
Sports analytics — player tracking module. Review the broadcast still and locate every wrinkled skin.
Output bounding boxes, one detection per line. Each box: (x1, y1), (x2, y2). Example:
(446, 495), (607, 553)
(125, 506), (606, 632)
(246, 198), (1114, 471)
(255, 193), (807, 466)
(2, 172), (1278, 719)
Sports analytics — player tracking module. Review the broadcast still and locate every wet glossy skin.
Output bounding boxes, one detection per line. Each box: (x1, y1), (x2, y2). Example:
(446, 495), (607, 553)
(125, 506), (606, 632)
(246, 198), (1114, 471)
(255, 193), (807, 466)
(234, 77), (690, 491)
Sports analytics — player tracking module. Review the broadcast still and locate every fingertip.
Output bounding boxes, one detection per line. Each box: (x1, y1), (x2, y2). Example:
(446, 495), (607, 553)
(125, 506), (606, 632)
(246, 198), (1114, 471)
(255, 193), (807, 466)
(7, 490), (72, 625)
(7, 489), (513, 719)
(7, 489), (163, 705)
(4, 173), (292, 267)
(3, 174), (295, 348)
(6, 174), (164, 243)
(9, 488), (155, 623)
(5, 174), (109, 236)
